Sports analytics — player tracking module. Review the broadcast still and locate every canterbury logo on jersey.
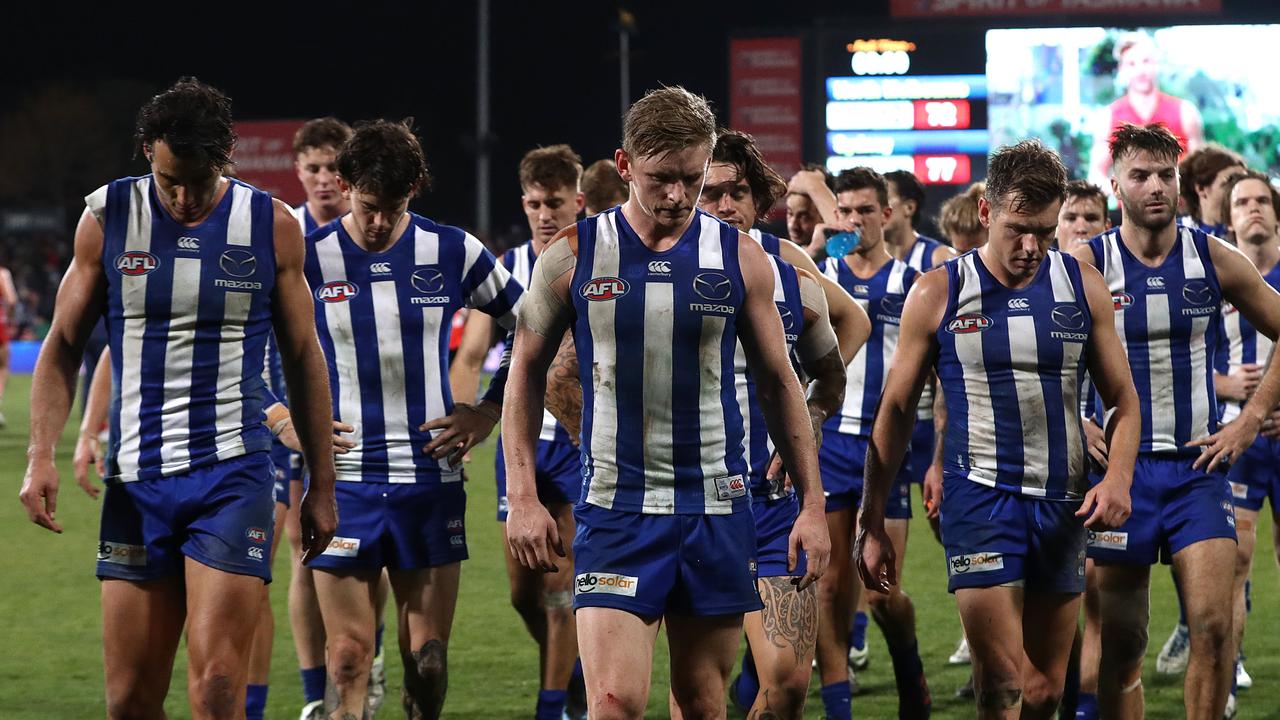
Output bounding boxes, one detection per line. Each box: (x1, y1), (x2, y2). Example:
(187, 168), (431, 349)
(853, 284), (870, 295)
(177, 237), (200, 251)
(1007, 297), (1030, 310)
(580, 277), (628, 301)
(115, 251), (159, 276)
(648, 261), (671, 274)
(370, 262), (392, 274)
(317, 280), (359, 303)
(1146, 276), (1166, 290)
(946, 313), (991, 334)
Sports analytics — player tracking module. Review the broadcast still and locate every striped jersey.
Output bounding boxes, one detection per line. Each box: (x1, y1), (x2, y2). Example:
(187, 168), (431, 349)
(822, 256), (917, 437)
(88, 176), (276, 482)
(747, 227), (783, 257)
(1217, 261), (1280, 423)
(501, 240), (573, 444)
(937, 249), (1092, 498)
(905, 232), (945, 421)
(306, 213), (523, 484)
(572, 208), (750, 514)
(736, 249), (806, 498)
(1178, 215), (1226, 239)
(291, 203), (319, 234)
(1088, 226), (1222, 455)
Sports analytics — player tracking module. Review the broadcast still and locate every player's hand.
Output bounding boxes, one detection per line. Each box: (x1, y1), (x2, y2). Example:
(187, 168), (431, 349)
(19, 457), (64, 533)
(72, 431), (102, 500)
(788, 505), (830, 591)
(788, 169), (828, 197)
(1082, 417), (1108, 469)
(1217, 364), (1263, 402)
(854, 520), (897, 594)
(1189, 412), (1263, 473)
(298, 486), (338, 565)
(922, 463), (943, 521)
(1261, 407), (1280, 439)
(1074, 475), (1131, 531)
(506, 496), (564, 572)
(421, 401), (499, 466)
(276, 419), (357, 455)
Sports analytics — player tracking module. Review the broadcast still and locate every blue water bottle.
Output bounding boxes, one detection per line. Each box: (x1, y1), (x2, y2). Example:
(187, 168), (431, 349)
(824, 227), (862, 258)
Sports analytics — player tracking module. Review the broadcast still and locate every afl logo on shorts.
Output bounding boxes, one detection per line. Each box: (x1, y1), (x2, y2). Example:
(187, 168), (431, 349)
(580, 277), (629, 302)
(693, 272), (733, 301)
(1051, 304), (1086, 330)
(1112, 292), (1133, 310)
(316, 280), (359, 303)
(946, 313), (992, 334)
(115, 251), (159, 276)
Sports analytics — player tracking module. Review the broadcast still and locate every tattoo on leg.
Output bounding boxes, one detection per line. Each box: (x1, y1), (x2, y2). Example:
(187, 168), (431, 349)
(748, 688), (784, 720)
(758, 576), (818, 661)
(326, 668), (370, 720)
(403, 639), (449, 720)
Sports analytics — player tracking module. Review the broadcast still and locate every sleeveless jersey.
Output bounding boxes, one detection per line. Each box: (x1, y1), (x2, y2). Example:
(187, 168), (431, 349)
(291, 203), (319, 235)
(88, 176), (277, 482)
(822, 256), (917, 437)
(502, 240), (572, 444)
(937, 249), (1092, 498)
(1217, 261), (1280, 423)
(905, 233), (945, 421)
(1088, 226), (1222, 454)
(306, 213), (523, 484)
(572, 208), (750, 514)
(748, 227), (783, 257)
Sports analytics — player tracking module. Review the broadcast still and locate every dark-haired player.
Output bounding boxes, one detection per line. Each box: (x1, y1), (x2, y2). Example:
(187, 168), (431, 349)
(859, 139), (1141, 719)
(305, 120), (523, 719)
(581, 158), (629, 216)
(1175, 144), (1244, 239)
(20, 77), (340, 719)
(1074, 124), (1280, 720)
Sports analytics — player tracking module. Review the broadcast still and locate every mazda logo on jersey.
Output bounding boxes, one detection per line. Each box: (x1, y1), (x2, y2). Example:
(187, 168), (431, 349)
(1052, 304), (1086, 330)
(776, 303), (795, 330)
(1112, 292), (1134, 310)
(411, 268), (445, 294)
(881, 295), (906, 315)
(693, 272), (732, 301)
(580, 277), (628, 301)
(1182, 280), (1214, 306)
(115, 251), (159, 276)
(219, 249), (257, 278)
(316, 280), (359, 303)
(946, 313), (992, 334)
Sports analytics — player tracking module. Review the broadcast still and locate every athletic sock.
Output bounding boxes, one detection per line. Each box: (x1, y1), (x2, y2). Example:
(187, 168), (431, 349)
(889, 640), (930, 715)
(1245, 578), (1252, 615)
(245, 684), (268, 720)
(300, 665), (327, 704)
(1060, 660), (1080, 718)
(375, 622), (385, 657)
(536, 689), (567, 720)
(734, 648), (760, 710)
(1075, 692), (1098, 720)
(849, 610), (869, 651)
(570, 657), (584, 686)
(820, 681), (852, 720)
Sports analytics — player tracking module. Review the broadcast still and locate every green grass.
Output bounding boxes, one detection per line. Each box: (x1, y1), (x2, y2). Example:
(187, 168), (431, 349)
(0, 371), (1277, 718)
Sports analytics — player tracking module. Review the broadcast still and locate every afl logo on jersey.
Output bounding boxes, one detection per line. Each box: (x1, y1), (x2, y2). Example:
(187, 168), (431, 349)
(580, 277), (629, 302)
(1112, 292), (1134, 310)
(946, 313), (992, 334)
(693, 272), (733, 301)
(115, 251), (159, 276)
(317, 280), (359, 303)
(411, 268), (446, 294)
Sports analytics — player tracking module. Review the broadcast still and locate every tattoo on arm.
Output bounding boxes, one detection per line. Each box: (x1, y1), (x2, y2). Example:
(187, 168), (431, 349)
(757, 575), (818, 662)
(544, 331), (583, 439)
(801, 345), (848, 439)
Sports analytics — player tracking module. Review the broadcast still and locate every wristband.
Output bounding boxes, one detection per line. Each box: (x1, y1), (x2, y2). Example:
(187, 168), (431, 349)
(271, 418), (291, 436)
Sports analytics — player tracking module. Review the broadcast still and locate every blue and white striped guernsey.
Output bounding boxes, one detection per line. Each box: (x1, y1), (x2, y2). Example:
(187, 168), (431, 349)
(502, 240), (573, 444)
(88, 176), (276, 482)
(1088, 226), (1222, 455)
(822, 256), (917, 437)
(936, 249), (1092, 498)
(291, 203), (319, 235)
(905, 233), (945, 421)
(747, 227), (783, 257)
(305, 213), (523, 484)
(572, 208), (750, 514)
(1217, 262), (1280, 423)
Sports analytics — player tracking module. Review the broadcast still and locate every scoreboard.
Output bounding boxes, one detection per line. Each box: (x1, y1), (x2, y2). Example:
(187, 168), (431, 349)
(819, 31), (989, 186)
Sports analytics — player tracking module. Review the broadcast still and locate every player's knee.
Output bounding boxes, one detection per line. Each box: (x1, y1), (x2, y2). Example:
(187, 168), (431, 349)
(975, 680), (1022, 713)
(105, 682), (165, 720)
(408, 638), (449, 689)
(328, 633), (373, 682)
(759, 676), (809, 718)
(1187, 610), (1232, 657)
(510, 581), (541, 617)
(1021, 672), (1063, 716)
(670, 684), (726, 720)
(188, 667), (239, 719)
(543, 588), (574, 621)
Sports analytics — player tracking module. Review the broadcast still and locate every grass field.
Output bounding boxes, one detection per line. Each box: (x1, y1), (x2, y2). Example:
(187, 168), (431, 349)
(2, 372), (1278, 719)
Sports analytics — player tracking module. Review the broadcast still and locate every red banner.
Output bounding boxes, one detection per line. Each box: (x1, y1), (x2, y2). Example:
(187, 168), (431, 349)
(730, 37), (804, 192)
(890, 0), (1221, 17)
(232, 120), (306, 206)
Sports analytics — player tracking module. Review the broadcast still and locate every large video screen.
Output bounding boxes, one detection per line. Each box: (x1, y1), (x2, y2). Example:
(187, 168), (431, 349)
(987, 25), (1280, 185)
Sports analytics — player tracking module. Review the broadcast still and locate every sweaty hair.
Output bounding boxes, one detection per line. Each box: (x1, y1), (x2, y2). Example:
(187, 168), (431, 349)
(581, 159), (628, 212)
(833, 167), (889, 208)
(939, 182), (985, 241)
(337, 119), (430, 200)
(1064, 179), (1108, 214)
(519, 144), (583, 193)
(1108, 122), (1183, 167)
(1179, 143), (1245, 220)
(1220, 169), (1280, 239)
(622, 86), (717, 159)
(712, 128), (788, 216)
(293, 117), (353, 156)
(135, 77), (236, 171)
(885, 170), (927, 227)
(985, 139), (1067, 214)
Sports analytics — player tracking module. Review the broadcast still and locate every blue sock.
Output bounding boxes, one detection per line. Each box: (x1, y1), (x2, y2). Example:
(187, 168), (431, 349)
(536, 689), (567, 720)
(820, 681), (852, 720)
(1061, 659), (1080, 718)
(734, 649), (760, 709)
(375, 622), (385, 656)
(1076, 692), (1098, 720)
(849, 610), (869, 651)
(300, 665), (326, 704)
(245, 684), (268, 720)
